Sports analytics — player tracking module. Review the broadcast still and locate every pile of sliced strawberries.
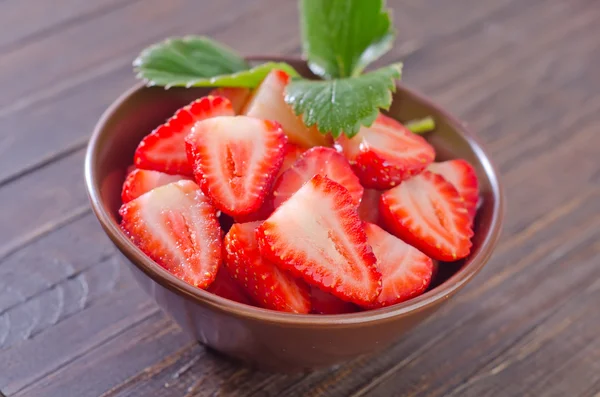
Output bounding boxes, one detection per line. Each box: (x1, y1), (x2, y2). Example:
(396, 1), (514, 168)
(119, 69), (479, 314)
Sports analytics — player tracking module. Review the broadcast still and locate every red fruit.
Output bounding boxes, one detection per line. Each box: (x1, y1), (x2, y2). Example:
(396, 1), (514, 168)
(257, 175), (382, 306)
(134, 96), (234, 176)
(379, 171), (473, 261)
(223, 222), (310, 313)
(232, 197), (274, 223)
(121, 169), (190, 203)
(277, 143), (305, 178)
(364, 223), (433, 308)
(272, 147), (363, 208)
(126, 164), (136, 175)
(358, 189), (383, 224)
(207, 266), (254, 305)
(119, 180), (222, 288)
(186, 115), (287, 216)
(336, 113), (435, 189)
(243, 69), (331, 147)
(427, 159), (479, 220)
(310, 287), (357, 314)
(209, 87), (251, 114)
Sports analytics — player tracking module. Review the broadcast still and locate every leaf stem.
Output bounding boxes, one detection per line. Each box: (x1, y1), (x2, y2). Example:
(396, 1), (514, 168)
(405, 116), (436, 134)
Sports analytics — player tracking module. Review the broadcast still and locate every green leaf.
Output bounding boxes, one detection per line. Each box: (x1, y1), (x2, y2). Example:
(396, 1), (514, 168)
(285, 63), (402, 138)
(300, 0), (394, 79)
(405, 116), (436, 134)
(134, 36), (250, 87)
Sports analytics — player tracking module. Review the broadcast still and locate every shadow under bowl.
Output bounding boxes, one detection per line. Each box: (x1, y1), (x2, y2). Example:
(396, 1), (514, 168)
(84, 57), (504, 371)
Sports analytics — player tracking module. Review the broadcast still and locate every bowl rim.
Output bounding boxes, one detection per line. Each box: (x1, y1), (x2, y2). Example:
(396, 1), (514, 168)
(85, 55), (504, 327)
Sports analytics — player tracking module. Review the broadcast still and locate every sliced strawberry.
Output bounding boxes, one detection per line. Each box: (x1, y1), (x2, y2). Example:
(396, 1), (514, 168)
(209, 87), (251, 114)
(364, 223), (433, 308)
(224, 222), (310, 313)
(336, 113), (435, 189)
(243, 69), (331, 147)
(277, 143), (305, 178)
(134, 96), (234, 176)
(232, 197), (274, 223)
(207, 266), (254, 305)
(358, 189), (383, 224)
(119, 180), (222, 288)
(379, 171), (473, 261)
(272, 147), (363, 208)
(427, 159), (479, 220)
(121, 169), (190, 203)
(310, 287), (357, 314)
(257, 175), (381, 305)
(186, 116), (287, 216)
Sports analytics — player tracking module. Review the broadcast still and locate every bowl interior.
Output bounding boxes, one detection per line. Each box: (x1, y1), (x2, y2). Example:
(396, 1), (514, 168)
(86, 58), (502, 324)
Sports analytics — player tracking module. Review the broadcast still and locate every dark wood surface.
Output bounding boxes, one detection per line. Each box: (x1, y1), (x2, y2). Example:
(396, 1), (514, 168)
(1, 1), (599, 396)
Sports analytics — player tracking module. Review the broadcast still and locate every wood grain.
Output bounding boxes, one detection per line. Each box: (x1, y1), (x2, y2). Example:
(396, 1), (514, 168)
(1, 0), (599, 396)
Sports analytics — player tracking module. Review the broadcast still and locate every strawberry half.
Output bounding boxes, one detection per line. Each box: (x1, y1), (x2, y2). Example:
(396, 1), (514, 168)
(186, 116), (287, 216)
(257, 175), (382, 306)
(121, 169), (190, 203)
(243, 69), (331, 147)
(358, 189), (383, 224)
(207, 266), (254, 305)
(272, 147), (363, 208)
(336, 113), (435, 189)
(380, 171), (473, 261)
(310, 287), (357, 314)
(428, 159), (479, 220)
(134, 96), (234, 176)
(224, 222), (310, 313)
(277, 143), (305, 178)
(119, 180), (222, 288)
(209, 87), (251, 114)
(364, 223), (433, 308)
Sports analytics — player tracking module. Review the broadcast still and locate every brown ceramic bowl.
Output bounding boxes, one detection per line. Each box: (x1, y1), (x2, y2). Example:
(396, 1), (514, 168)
(85, 56), (504, 371)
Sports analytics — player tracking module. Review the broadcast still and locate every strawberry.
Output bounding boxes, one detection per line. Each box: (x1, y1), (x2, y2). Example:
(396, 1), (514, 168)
(134, 96), (234, 176)
(364, 223), (433, 308)
(121, 168), (190, 203)
(427, 159), (479, 220)
(336, 113), (435, 189)
(310, 287), (357, 314)
(223, 222), (310, 313)
(207, 266), (254, 305)
(277, 143), (305, 178)
(209, 87), (251, 114)
(379, 171), (473, 261)
(257, 175), (382, 305)
(126, 164), (136, 175)
(232, 197), (274, 223)
(186, 116), (287, 216)
(119, 180), (222, 288)
(243, 69), (331, 147)
(357, 189), (383, 224)
(272, 147), (363, 208)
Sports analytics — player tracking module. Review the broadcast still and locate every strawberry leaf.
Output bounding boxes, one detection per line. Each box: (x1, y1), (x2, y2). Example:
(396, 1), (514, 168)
(405, 116), (436, 134)
(285, 63), (402, 138)
(300, 0), (394, 79)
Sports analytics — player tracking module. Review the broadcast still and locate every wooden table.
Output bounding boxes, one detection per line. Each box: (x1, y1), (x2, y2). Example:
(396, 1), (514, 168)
(1, 1), (599, 396)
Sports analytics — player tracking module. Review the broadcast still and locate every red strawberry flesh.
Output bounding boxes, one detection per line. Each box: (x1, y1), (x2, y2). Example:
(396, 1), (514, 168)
(209, 87), (251, 114)
(357, 188), (383, 224)
(310, 286), (357, 314)
(427, 159), (479, 220)
(207, 266), (254, 305)
(257, 174), (382, 305)
(119, 180), (222, 288)
(121, 168), (190, 203)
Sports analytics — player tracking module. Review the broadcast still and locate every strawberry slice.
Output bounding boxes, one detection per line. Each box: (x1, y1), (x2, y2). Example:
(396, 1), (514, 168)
(277, 143), (305, 178)
(209, 87), (251, 114)
(310, 287), (357, 314)
(119, 180), (222, 288)
(134, 96), (234, 176)
(364, 223), (433, 308)
(121, 169), (190, 203)
(207, 266), (254, 305)
(336, 113), (435, 189)
(243, 69), (331, 147)
(272, 147), (363, 208)
(257, 175), (382, 305)
(379, 171), (473, 261)
(224, 222), (310, 313)
(357, 189), (383, 224)
(428, 159), (479, 220)
(186, 116), (287, 216)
